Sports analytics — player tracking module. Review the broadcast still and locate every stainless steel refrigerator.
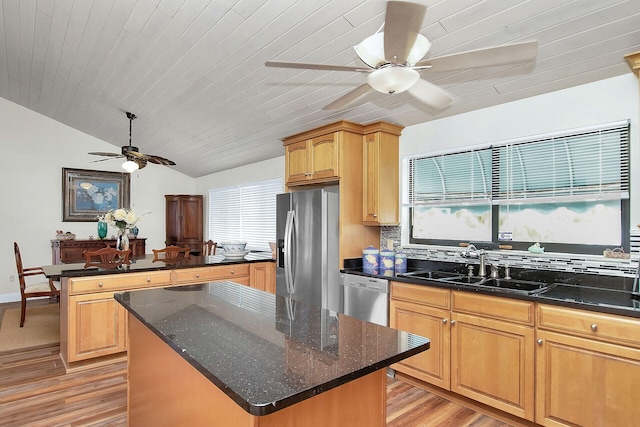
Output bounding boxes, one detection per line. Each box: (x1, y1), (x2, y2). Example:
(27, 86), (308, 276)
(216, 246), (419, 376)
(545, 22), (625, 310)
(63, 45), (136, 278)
(276, 187), (340, 312)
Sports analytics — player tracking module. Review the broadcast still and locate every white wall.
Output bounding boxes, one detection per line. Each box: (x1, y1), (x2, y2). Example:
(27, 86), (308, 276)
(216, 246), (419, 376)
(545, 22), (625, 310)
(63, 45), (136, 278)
(0, 98), (195, 301)
(399, 74), (640, 243)
(2, 74), (637, 300)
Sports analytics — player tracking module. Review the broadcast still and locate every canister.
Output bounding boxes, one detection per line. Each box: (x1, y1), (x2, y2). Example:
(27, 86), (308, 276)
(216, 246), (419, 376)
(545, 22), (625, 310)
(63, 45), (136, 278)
(379, 250), (395, 276)
(362, 246), (379, 274)
(394, 251), (408, 274)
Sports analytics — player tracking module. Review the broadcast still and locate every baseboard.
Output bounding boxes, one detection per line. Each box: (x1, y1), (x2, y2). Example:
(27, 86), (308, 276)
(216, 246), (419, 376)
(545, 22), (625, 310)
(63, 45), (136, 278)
(0, 293), (21, 304)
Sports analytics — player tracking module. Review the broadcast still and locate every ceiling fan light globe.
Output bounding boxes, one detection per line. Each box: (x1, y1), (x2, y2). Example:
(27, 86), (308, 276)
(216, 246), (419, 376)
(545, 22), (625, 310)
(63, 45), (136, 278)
(122, 160), (139, 173)
(354, 32), (386, 68)
(367, 67), (420, 94)
(406, 34), (431, 65)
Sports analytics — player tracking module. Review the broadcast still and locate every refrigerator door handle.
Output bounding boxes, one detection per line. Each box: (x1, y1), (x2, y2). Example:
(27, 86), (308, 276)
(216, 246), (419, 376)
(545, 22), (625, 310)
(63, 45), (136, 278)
(284, 210), (295, 294)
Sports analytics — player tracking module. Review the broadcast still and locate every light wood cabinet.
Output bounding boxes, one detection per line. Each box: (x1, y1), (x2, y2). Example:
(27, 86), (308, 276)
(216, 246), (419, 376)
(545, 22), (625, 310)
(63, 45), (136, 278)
(389, 283), (535, 421)
(284, 134), (339, 185)
(362, 122), (402, 226)
(250, 262), (275, 293)
(535, 304), (640, 426)
(451, 292), (535, 421)
(282, 121), (402, 267)
(165, 195), (203, 254)
(61, 263), (261, 370)
(390, 282), (451, 389)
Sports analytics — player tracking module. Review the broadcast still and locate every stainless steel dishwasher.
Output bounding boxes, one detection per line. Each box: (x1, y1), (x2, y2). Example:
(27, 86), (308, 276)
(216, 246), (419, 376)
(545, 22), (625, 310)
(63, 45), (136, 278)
(340, 273), (389, 326)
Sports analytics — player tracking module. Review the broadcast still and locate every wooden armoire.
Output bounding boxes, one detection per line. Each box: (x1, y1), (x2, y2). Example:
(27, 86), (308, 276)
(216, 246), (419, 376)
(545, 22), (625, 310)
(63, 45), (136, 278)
(165, 195), (203, 254)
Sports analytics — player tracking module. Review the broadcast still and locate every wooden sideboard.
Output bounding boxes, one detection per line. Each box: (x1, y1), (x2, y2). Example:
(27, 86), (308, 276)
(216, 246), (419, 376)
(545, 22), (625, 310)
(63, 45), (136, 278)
(51, 238), (147, 264)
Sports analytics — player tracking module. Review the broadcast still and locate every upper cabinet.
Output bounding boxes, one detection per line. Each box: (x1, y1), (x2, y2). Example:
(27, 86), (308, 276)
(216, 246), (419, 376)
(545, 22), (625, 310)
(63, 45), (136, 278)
(362, 122), (403, 226)
(283, 121), (363, 186)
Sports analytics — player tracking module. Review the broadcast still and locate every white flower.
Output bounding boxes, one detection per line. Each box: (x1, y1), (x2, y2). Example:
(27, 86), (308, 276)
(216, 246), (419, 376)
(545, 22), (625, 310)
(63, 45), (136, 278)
(99, 208), (149, 230)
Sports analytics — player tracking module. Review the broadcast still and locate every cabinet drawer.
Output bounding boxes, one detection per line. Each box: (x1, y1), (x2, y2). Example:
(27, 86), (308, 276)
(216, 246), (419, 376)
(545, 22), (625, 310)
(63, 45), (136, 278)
(538, 304), (640, 348)
(173, 264), (250, 284)
(391, 281), (450, 309)
(452, 291), (534, 326)
(69, 271), (173, 294)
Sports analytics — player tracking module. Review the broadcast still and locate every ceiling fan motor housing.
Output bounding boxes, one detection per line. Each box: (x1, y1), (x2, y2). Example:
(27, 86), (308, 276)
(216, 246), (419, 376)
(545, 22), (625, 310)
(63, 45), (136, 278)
(122, 145), (139, 155)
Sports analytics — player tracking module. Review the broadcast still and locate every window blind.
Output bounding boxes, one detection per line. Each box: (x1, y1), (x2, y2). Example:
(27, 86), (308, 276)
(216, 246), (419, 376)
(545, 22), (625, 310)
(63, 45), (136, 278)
(208, 178), (282, 252)
(409, 148), (492, 206)
(492, 121), (629, 204)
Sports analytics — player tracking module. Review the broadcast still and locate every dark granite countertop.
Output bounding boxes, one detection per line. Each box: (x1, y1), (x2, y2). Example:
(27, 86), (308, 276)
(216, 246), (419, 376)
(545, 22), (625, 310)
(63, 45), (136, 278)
(343, 258), (640, 318)
(42, 252), (274, 278)
(114, 281), (430, 416)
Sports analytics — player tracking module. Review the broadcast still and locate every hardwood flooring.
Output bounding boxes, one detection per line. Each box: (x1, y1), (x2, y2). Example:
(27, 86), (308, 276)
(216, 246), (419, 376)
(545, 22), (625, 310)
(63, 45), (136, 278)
(0, 345), (511, 427)
(0, 301), (510, 427)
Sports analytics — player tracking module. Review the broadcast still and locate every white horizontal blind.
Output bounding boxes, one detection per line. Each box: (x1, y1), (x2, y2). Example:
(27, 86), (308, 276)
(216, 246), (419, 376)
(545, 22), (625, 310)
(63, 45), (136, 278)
(493, 122), (630, 203)
(208, 178), (282, 252)
(409, 148), (492, 206)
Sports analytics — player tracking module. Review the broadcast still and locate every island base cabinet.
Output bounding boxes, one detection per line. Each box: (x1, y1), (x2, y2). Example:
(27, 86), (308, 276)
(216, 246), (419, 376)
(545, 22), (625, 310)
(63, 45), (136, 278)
(535, 330), (640, 427)
(64, 292), (126, 365)
(127, 314), (387, 427)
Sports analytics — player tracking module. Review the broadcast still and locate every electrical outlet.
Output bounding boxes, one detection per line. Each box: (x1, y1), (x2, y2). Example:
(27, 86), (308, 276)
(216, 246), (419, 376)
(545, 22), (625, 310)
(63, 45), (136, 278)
(9, 275), (16, 283)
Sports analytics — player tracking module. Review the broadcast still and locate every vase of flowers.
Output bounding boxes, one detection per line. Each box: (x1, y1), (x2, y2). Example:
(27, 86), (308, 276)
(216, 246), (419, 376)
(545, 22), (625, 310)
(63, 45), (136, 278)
(98, 208), (148, 251)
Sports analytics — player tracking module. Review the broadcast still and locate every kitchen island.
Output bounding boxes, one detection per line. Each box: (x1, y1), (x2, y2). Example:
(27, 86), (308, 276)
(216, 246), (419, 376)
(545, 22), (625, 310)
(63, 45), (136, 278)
(115, 281), (430, 426)
(42, 252), (275, 370)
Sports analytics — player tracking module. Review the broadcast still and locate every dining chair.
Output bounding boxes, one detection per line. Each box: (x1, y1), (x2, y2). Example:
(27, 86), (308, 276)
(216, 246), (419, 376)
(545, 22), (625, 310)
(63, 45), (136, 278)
(152, 246), (191, 261)
(83, 247), (131, 269)
(202, 240), (217, 256)
(13, 242), (61, 327)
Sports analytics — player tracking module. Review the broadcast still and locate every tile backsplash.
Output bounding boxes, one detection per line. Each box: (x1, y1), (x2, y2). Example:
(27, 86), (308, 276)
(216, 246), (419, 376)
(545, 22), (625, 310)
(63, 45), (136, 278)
(381, 226), (640, 278)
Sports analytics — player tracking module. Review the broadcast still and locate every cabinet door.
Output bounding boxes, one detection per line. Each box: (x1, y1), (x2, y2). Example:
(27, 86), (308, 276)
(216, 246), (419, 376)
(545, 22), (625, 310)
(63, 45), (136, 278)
(451, 312), (535, 421)
(309, 133), (338, 181)
(67, 292), (127, 362)
(285, 140), (311, 184)
(362, 130), (399, 225)
(535, 330), (640, 427)
(179, 196), (203, 241)
(390, 299), (451, 389)
(165, 196), (182, 243)
(249, 262), (275, 293)
(362, 133), (380, 224)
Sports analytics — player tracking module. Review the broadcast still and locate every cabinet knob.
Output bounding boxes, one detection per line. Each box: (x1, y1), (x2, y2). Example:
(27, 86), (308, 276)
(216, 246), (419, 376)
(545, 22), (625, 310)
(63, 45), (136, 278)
(147, 278), (151, 283)
(373, 214), (378, 218)
(196, 273), (200, 278)
(591, 324), (598, 331)
(537, 339), (544, 345)
(442, 319), (448, 324)
(98, 282), (103, 287)
(230, 270), (235, 274)
(450, 320), (456, 325)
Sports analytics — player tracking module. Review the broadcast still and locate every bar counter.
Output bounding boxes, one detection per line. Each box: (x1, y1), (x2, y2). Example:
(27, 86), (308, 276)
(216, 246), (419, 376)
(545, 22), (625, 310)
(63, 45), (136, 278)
(115, 281), (430, 426)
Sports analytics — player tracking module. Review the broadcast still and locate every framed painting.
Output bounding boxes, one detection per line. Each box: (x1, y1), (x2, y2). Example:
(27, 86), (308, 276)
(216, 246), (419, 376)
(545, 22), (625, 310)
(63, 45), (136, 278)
(63, 168), (130, 222)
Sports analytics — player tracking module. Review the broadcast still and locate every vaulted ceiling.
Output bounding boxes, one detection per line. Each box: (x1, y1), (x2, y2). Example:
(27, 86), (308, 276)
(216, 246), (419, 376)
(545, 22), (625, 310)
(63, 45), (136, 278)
(1, 0), (639, 177)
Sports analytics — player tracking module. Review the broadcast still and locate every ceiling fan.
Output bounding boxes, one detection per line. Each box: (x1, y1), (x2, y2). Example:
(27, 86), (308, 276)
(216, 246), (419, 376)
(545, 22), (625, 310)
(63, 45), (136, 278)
(265, 0), (538, 111)
(88, 112), (176, 172)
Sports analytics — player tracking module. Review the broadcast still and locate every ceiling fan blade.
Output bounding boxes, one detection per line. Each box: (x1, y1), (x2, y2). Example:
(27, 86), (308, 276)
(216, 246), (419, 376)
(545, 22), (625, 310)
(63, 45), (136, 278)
(407, 79), (454, 109)
(323, 84), (375, 111)
(384, 1), (427, 64)
(265, 61), (370, 72)
(417, 41), (538, 72)
(88, 152), (123, 158)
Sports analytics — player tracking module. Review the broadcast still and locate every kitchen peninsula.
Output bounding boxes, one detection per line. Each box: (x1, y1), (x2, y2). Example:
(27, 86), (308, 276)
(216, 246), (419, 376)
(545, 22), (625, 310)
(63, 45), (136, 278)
(115, 281), (430, 426)
(42, 253), (275, 371)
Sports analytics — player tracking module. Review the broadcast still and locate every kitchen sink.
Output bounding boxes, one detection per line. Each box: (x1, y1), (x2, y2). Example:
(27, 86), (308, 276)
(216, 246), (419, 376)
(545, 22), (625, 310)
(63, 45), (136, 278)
(399, 269), (554, 295)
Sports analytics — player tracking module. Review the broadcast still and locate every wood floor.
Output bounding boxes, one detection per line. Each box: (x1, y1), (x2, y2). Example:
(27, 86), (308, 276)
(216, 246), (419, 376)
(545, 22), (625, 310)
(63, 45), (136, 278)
(0, 345), (511, 427)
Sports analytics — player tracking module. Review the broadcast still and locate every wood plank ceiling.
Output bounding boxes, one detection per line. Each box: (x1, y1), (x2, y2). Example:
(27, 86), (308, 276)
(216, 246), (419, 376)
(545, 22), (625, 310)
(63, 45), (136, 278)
(1, 0), (639, 178)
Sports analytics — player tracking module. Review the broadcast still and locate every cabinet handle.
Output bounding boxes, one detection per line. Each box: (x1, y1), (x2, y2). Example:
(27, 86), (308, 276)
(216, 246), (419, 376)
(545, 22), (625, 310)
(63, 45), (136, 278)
(442, 319), (448, 324)
(591, 324), (598, 331)
(537, 339), (544, 345)
(98, 282), (103, 287)
(450, 320), (456, 325)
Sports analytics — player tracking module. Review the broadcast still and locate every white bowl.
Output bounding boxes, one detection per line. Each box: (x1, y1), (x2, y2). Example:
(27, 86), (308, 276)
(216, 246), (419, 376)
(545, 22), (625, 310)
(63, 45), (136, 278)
(220, 241), (247, 253)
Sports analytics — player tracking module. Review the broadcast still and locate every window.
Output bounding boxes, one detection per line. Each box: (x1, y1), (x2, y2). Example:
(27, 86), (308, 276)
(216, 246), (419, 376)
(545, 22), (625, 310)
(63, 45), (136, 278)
(208, 178), (282, 252)
(408, 121), (630, 254)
